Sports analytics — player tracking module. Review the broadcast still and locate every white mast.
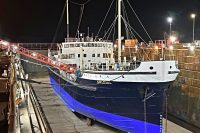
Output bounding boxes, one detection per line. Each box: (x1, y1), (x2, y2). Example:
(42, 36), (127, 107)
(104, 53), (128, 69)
(118, 0), (122, 64)
(66, 0), (69, 41)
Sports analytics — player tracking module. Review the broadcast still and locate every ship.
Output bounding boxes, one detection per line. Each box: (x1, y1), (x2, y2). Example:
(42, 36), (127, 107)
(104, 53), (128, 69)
(48, 0), (180, 132)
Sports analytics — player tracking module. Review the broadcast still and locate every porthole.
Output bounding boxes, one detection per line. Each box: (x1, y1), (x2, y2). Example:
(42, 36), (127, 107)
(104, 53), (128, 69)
(149, 66), (153, 70)
(170, 66), (172, 69)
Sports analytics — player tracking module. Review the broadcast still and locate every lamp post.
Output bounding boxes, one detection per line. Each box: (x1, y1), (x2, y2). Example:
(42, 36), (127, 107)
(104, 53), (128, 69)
(167, 17), (173, 36)
(191, 13), (196, 42)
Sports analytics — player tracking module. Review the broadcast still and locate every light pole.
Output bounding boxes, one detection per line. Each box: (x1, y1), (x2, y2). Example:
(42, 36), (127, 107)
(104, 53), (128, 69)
(167, 17), (173, 36)
(191, 13), (196, 42)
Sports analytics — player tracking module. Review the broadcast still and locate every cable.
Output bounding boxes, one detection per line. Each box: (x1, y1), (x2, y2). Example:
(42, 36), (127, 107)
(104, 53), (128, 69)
(126, 0), (153, 42)
(70, 0), (92, 6)
(96, 0), (115, 39)
(102, 17), (118, 40)
(105, 18), (117, 41)
(75, 5), (85, 37)
(121, 17), (147, 44)
(51, 1), (67, 45)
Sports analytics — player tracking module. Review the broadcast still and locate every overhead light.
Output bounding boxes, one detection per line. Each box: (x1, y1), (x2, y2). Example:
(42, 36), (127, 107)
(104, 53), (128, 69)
(167, 17), (173, 23)
(170, 36), (176, 43)
(191, 13), (196, 19)
(32, 53), (37, 57)
(2, 41), (9, 46)
(13, 45), (18, 50)
(190, 46), (195, 51)
(169, 45), (173, 50)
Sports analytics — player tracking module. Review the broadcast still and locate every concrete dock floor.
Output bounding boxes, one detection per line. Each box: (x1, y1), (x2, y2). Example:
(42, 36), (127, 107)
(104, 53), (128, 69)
(30, 75), (192, 133)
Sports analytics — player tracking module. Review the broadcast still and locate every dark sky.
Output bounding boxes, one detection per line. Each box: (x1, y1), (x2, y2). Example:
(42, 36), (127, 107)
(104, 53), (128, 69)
(0, 0), (199, 43)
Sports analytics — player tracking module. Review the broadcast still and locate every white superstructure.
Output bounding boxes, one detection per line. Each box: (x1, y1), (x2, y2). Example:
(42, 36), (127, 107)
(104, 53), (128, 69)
(58, 41), (115, 70)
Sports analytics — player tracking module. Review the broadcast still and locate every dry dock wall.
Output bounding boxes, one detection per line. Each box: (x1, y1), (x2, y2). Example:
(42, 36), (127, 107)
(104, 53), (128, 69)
(166, 45), (200, 129)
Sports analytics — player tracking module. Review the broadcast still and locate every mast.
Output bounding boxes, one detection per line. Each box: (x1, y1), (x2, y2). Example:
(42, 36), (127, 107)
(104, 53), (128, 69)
(66, 0), (69, 41)
(118, 0), (121, 64)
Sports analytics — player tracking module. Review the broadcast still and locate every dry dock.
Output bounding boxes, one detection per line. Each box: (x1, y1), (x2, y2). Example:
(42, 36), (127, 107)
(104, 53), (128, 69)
(27, 73), (192, 133)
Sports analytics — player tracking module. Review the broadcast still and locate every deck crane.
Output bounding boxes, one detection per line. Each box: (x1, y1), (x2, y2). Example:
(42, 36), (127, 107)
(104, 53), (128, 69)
(0, 40), (75, 73)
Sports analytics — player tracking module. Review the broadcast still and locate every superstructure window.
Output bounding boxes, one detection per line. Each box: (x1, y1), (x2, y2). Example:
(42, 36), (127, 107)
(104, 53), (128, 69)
(97, 54), (100, 57)
(103, 53), (107, 58)
(92, 54), (95, 57)
(89, 43), (94, 47)
(75, 44), (80, 47)
(84, 54), (87, 57)
(78, 54), (80, 58)
(97, 43), (102, 47)
(69, 54), (75, 59)
(83, 43), (88, 47)
(103, 53), (111, 58)
(61, 54), (75, 59)
(70, 44), (74, 47)
(64, 44), (69, 48)
(61, 54), (68, 59)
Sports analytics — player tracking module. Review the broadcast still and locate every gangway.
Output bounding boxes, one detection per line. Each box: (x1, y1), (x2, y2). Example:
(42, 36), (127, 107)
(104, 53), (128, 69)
(0, 40), (75, 73)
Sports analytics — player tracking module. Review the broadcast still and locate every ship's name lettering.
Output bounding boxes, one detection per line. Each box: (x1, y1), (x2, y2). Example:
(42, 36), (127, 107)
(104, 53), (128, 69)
(97, 80), (112, 84)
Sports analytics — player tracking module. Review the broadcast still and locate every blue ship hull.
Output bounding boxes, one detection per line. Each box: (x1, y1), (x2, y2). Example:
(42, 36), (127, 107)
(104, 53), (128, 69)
(49, 69), (170, 133)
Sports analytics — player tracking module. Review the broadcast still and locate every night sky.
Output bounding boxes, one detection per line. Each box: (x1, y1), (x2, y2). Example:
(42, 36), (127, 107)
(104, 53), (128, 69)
(0, 0), (199, 43)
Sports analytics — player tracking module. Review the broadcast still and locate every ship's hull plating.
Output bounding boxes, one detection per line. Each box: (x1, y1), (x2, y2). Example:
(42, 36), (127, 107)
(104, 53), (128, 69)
(49, 69), (171, 133)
